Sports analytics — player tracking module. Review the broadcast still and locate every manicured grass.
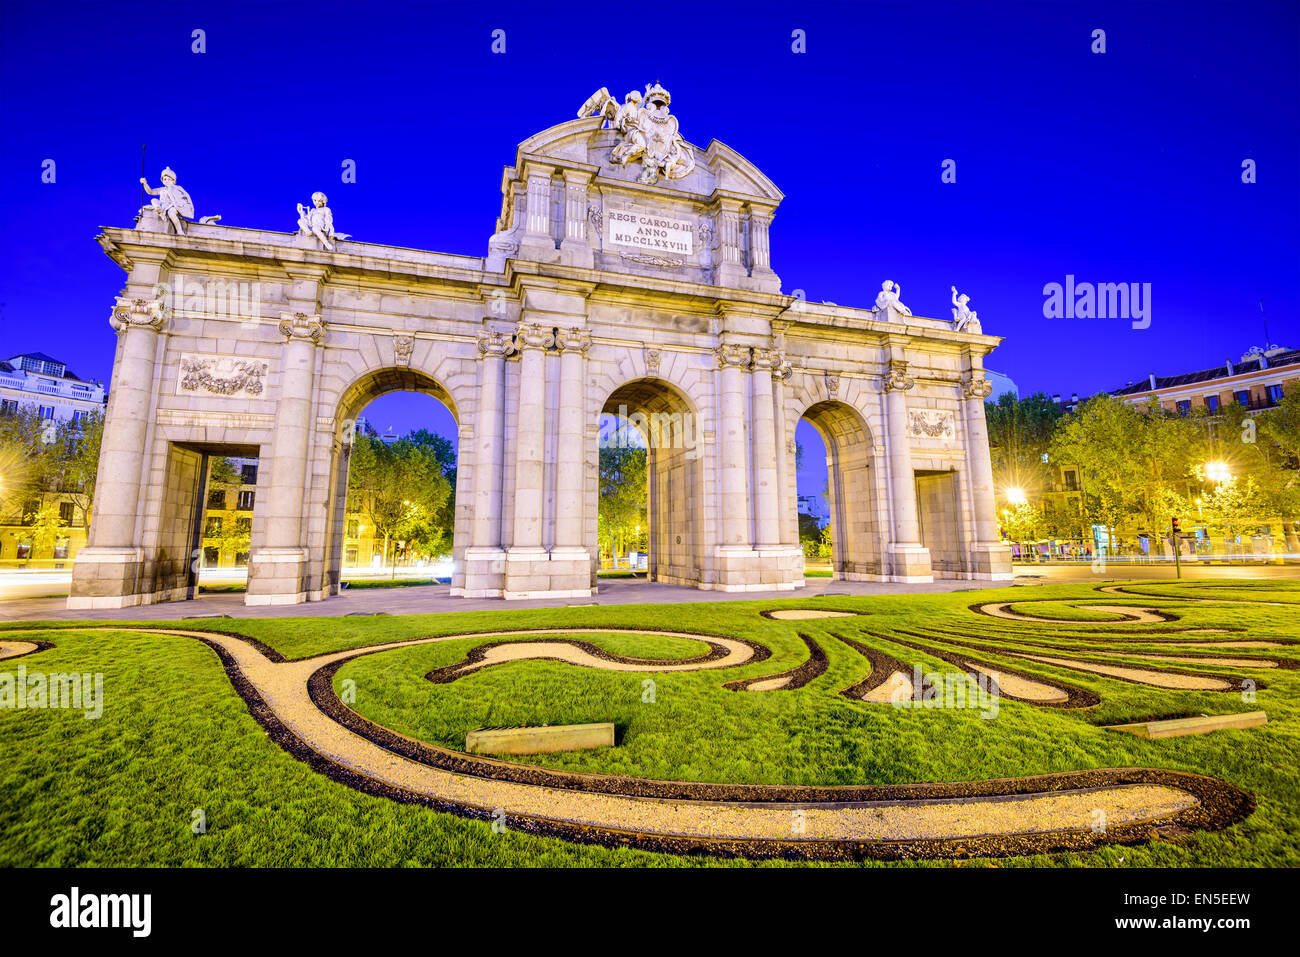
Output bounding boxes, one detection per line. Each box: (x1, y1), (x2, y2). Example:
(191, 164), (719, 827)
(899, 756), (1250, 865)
(343, 577), (440, 589)
(1005, 601), (1128, 621)
(2, 579), (1298, 867)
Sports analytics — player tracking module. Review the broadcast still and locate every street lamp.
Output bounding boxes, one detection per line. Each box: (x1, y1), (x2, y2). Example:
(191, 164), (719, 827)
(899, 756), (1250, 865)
(1006, 487), (1026, 506)
(1205, 461), (1233, 484)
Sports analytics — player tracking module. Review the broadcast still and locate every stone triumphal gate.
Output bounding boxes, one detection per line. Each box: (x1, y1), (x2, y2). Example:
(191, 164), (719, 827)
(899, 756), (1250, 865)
(69, 84), (1011, 609)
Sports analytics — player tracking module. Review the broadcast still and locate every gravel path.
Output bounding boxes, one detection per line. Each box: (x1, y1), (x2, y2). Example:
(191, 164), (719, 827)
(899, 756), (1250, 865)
(39, 625), (1211, 850)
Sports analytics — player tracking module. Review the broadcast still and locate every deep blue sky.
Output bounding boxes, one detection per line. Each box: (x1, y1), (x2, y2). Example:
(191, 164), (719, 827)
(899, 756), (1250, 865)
(2, 0), (1297, 507)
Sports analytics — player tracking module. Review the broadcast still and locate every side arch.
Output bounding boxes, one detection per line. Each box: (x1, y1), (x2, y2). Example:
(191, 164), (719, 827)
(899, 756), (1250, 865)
(317, 359), (470, 598)
(794, 395), (886, 580)
(594, 371), (711, 589)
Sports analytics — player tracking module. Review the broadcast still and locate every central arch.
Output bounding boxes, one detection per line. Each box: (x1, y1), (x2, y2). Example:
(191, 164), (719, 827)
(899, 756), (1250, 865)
(320, 368), (462, 597)
(598, 378), (706, 589)
(800, 400), (883, 580)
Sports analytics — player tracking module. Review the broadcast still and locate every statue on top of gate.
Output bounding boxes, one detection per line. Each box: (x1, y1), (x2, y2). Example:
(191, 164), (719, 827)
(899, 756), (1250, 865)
(578, 82), (695, 186)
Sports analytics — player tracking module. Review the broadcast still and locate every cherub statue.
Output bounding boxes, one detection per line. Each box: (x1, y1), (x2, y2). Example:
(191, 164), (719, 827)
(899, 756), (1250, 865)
(296, 192), (349, 251)
(140, 167), (194, 234)
(874, 280), (912, 316)
(951, 285), (979, 332)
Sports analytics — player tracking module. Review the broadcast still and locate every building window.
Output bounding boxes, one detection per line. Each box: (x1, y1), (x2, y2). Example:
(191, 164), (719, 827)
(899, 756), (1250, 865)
(235, 551), (250, 566)
(207, 488), (226, 509)
(1175, 399), (1191, 415)
(205, 516), (223, 537)
(237, 490), (255, 511)
(16, 542), (31, 560)
(72, 409), (89, 422)
(59, 501), (74, 524)
(240, 464), (258, 485)
(1266, 384), (1284, 404)
(38, 405), (54, 419)
(52, 538), (69, 560)
(1234, 389), (1251, 406)
(0, 399), (17, 416)
(346, 519), (359, 538)
(345, 547), (359, 565)
(1064, 470), (1079, 492)
(1204, 395), (1220, 412)
(203, 547), (220, 566)
(235, 517), (251, 534)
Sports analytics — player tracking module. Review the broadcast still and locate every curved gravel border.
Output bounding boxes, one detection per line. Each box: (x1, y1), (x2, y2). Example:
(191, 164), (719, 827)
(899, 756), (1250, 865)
(14, 626), (1257, 861)
(724, 634), (827, 691)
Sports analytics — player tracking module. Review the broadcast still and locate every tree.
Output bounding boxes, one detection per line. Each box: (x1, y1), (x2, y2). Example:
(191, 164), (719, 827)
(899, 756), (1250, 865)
(346, 434), (452, 569)
(798, 512), (824, 560)
(53, 409), (104, 527)
(597, 444), (647, 567)
(984, 392), (1067, 504)
(26, 499), (68, 557)
(201, 458), (252, 563)
(1001, 501), (1046, 553)
(1049, 395), (1195, 553)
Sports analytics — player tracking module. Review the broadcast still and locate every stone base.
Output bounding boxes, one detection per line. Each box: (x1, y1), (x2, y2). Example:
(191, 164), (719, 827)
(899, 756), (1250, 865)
(886, 543), (934, 583)
(712, 545), (805, 592)
(245, 547), (308, 606)
(461, 546), (507, 597)
(968, 542), (1014, 580)
(503, 546), (595, 600)
(67, 547), (143, 609)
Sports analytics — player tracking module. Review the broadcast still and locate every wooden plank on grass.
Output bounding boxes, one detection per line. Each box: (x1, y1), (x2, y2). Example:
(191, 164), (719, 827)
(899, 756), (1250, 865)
(466, 722), (614, 755)
(1106, 711), (1268, 740)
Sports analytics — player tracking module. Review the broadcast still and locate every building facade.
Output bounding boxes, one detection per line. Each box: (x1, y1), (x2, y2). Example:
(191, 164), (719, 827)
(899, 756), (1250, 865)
(69, 87), (1011, 608)
(0, 352), (106, 567)
(1113, 346), (1297, 415)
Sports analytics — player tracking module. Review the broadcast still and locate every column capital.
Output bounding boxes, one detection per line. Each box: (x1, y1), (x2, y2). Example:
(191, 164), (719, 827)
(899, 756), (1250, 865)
(110, 294), (168, 334)
(513, 322), (553, 352)
(555, 328), (591, 354)
(476, 329), (511, 358)
(963, 372), (994, 399)
(753, 348), (792, 380)
(882, 359), (914, 392)
(714, 342), (752, 370)
(277, 311), (325, 344)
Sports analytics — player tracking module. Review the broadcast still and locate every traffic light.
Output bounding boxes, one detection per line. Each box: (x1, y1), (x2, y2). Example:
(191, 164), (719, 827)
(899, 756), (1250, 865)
(1171, 517), (1181, 532)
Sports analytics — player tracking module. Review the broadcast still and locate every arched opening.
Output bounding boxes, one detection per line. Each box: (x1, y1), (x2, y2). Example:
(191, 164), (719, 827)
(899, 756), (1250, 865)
(321, 369), (461, 596)
(597, 378), (705, 588)
(796, 401), (882, 580)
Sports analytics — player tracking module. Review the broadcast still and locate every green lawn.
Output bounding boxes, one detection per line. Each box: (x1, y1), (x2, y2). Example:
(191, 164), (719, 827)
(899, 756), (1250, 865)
(2, 580), (1297, 867)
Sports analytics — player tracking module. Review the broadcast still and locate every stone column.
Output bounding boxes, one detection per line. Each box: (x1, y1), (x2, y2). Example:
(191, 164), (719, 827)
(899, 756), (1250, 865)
(712, 199), (747, 288)
(461, 329), (509, 596)
(550, 328), (594, 595)
(559, 171), (593, 268)
(746, 204), (779, 291)
(246, 312), (323, 605)
(519, 164), (556, 261)
(713, 342), (758, 589)
(962, 368), (1014, 580)
(504, 322), (553, 597)
(749, 350), (782, 548)
(68, 294), (168, 609)
(750, 349), (801, 590)
(882, 356), (933, 581)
